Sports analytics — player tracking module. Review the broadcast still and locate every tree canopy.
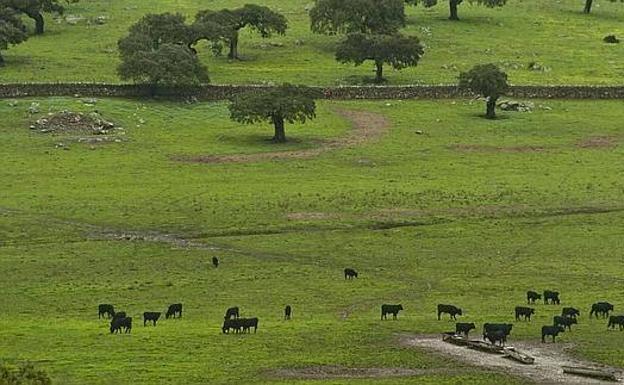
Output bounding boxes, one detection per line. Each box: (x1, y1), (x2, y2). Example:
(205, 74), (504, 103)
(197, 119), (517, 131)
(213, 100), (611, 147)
(459, 63), (509, 119)
(228, 84), (322, 143)
(584, 0), (623, 13)
(336, 33), (424, 82)
(0, 4), (27, 66)
(193, 5), (287, 59)
(5, 0), (78, 34)
(405, 0), (507, 21)
(309, 0), (405, 35)
(117, 13), (208, 87)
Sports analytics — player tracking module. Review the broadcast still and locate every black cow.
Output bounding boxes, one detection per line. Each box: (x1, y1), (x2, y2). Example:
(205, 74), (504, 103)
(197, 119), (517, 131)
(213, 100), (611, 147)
(166, 303), (183, 319)
(553, 315), (577, 331)
(526, 291), (541, 304)
(381, 304), (403, 320)
(98, 304), (115, 319)
(143, 312), (161, 326)
(222, 318), (242, 334)
(608, 315), (624, 330)
(240, 317), (259, 333)
(543, 290), (560, 305)
(437, 304), (462, 320)
(112, 311), (126, 321)
(344, 268), (358, 279)
(212, 257), (219, 268)
(515, 306), (535, 321)
(561, 307), (580, 319)
(224, 307), (240, 320)
(590, 302), (614, 318)
(455, 322), (476, 337)
(110, 317), (132, 334)
(483, 323), (513, 341)
(485, 330), (507, 346)
(541, 325), (564, 343)
(284, 305), (292, 320)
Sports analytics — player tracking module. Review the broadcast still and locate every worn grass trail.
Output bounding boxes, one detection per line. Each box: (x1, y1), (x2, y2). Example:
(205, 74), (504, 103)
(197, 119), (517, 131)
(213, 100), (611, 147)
(1, 98), (624, 384)
(0, 0), (623, 85)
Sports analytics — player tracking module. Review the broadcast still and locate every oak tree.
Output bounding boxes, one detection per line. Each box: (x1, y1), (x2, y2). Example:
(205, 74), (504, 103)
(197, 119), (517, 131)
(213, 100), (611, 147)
(0, 4), (27, 66)
(459, 63), (509, 119)
(310, 0), (405, 35)
(406, 0), (507, 21)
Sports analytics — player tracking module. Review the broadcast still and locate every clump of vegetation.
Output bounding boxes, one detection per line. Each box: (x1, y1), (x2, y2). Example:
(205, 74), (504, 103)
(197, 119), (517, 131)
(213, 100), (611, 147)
(459, 63), (509, 119)
(228, 84), (322, 143)
(117, 13), (209, 87)
(335, 32), (424, 83)
(0, 4), (27, 66)
(309, 0), (406, 35)
(192, 5), (287, 60)
(0, 362), (52, 385)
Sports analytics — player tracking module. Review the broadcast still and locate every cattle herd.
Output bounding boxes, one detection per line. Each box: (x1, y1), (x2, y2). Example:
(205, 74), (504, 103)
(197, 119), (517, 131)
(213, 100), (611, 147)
(99, 302), (293, 335)
(100, 267), (623, 346)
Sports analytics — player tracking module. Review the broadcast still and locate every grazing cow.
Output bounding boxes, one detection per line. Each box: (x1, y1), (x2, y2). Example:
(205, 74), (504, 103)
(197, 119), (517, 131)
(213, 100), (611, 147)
(143, 312), (161, 326)
(212, 257), (219, 268)
(110, 317), (132, 334)
(222, 318), (242, 334)
(455, 322), (476, 337)
(344, 268), (358, 280)
(166, 303), (183, 319)
(485, 330), (507, 346)
(284, 305), (292, 320)
(483, 323), (513, 341)
(381, 304), (403, 320)
(224, 307), (240, 320)
(98, 304), (115, 319)
(590, 302), (614, 318)
(526, 291), (541, 304)
(553, 315), (577, 331)
(240, 317), (259, 333)
(515, 306), (535, 321)
(541, 325), (564, 343)
(608, 316), (624, 330)
(543, 290), (560, 305)
(561, 307), (580, 319)
(437, 304), (462, 320)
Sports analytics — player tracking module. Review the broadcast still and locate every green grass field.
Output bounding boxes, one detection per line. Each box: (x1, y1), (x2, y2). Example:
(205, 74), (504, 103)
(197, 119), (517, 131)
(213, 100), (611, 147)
(0, 0), (623, 85)
(1, 97), (624, 384)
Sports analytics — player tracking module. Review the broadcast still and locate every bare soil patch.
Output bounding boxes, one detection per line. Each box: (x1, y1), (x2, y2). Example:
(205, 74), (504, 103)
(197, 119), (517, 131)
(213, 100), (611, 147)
(173, 108), (390, 164)
(286, 212), (338, 221)
(267, 365), (468, 380)
(577, 136), (619, 149)
(452, 144), (549, 153)
(401, 334), (623, 385)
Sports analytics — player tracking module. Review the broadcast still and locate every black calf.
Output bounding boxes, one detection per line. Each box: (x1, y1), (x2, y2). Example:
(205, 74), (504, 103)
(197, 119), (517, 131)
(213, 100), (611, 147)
(381, 304), (403, 320)
(541, 325), (564, 343)
(224, 307), (240, 320)
(344, 268), (358, 279)
(143, 312), (161, 326)
(561, 307), (580, 319)
(212, 257), (219, 268)
(590, 302), (614, 318)
(526, 291), (541, 304)
(608, 315), (624, 330)
(437, 304), (462, 320)
(284, 305), (292, 320)
(455, 322), (475, 337)
(110, 317), (132, 334)
(543, 290), (560, 305)
(515, 306), (535, 321)
(98, 304), (115, 319)
(166, 303), (182, 319)
(553, 315), (577, 331)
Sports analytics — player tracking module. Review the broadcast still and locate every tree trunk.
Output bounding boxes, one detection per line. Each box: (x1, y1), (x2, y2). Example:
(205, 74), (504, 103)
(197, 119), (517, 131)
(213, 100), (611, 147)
(272, 115), (286, 143)
(584, 0), (593, 13)
(375, 61), (384, 83)
(228, 32), (239, 59)
(449, 0), (460, 21)
(0, 51), (4, 67)
(26, 11), (45, 34)
(486, 97), (497, 119)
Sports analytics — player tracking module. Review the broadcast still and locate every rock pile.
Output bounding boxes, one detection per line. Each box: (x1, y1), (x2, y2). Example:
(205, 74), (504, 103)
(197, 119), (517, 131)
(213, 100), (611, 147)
(497, 100), (534, 112)
(30, 111), (117, 135)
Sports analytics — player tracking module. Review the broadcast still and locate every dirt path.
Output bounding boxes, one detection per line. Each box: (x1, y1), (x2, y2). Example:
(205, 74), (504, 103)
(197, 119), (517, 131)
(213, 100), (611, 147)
(267, 365), (469, 380)
(173, 108), (390, 164)
(401, 335), (623, 385)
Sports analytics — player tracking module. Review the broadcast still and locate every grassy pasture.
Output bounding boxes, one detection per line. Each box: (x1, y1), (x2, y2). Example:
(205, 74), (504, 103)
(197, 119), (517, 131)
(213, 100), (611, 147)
(0, 0), (622, 85)
(1, 97), (624, 384)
